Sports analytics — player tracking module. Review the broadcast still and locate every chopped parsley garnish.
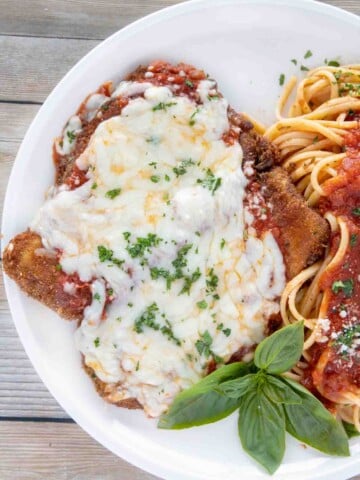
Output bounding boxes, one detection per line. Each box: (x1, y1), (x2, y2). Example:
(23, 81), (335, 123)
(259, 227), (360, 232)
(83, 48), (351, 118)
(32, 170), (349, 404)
(150, 266), (171, 283)
(335, 324), (360, 349)
(101, 103), (109, 111)
(206, 268), (219, 293)
(220, 238), (226, 249)
(326, 59), (340, 67)
(300, 65), (310, 72)
(150, 243), (200, 294)
(148, 161), (157, 168)
(331, 279), (354, 297)
(195, 331), (221, 362)
(197, 300), (208, 309)
(279, 73), (285, 86)
(134, 302), (159, 333)
(134, 303), (181, 346)
(152, 102), (177, 112)
(125, 233), (163, 259)
(185, 79), (194, 88)
(189, 108), (200, 126)
(304, 50), (313, 59)
(107, 288), (114, 296)
(55, 263), (62, 271)
(136, 361), (140, 371)
(164, 174), (171, 182)
(291, 58), (297, 65)
(216, 323), (231, 337)
(195, 331), (213, 357)
(146, 136), (161, 145)
(128, 302), (133, 307)
(105, 188), (121, 199)
(180, 268), (201, 295)
(94, 337), (100, 347)
(207, 94), (219, 101)
(91, 182), (98, 190)
(66, 130), (76, 143)
(173, 158), (195, 177)
(350, 233), (358, 247)
(93, 293), (101, 302)
(123, 231), (131, 241)
(313, 135), (319, 143)
(197, 169), (222, 195)
(97, 245), (124, 267)
(98, 245), (114, 262)
(352, 207), (360, 216)
(172, 244), (192, 272)
(150, 175), (160, 183)
(222, 328), (231, 337)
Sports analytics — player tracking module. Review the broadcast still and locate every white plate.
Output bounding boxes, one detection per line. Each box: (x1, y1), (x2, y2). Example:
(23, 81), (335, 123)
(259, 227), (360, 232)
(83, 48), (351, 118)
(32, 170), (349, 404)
(2, 0), (360, 478)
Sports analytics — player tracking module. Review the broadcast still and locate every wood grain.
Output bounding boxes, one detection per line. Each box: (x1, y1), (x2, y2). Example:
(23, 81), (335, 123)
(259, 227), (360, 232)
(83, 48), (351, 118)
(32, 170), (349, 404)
(0, 0), (181, 40)
(319, 0), (360, 14)
(0, 421), (157, 480)
(0, 104), (40, 141)
(0, 36), (99, 103)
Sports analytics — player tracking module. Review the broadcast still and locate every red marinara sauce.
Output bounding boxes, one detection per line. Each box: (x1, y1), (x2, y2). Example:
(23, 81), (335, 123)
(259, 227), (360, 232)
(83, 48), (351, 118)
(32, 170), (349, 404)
(307, 128), (360, 402)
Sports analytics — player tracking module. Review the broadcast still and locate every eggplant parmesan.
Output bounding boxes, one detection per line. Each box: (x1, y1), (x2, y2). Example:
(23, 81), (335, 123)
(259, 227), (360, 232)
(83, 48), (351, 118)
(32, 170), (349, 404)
(3, 61), (328, 417)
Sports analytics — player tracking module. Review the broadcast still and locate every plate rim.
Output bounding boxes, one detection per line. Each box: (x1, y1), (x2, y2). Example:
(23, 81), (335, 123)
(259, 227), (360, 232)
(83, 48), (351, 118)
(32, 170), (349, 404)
(2, 1), (360, 479)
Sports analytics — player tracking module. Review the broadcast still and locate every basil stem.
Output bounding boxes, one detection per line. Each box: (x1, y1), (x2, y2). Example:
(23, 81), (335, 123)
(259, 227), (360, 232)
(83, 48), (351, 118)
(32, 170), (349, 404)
(343, 421), (360, 439)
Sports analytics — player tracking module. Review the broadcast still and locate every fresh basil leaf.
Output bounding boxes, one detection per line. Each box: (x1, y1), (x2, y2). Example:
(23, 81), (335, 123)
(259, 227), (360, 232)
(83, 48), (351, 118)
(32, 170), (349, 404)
(238, 391), (285, 474)
(254, 322), (304, 374)
(158, 362), (252, 429)
(262, 375), (302, 405)
(281, 378), (350, 456)
(343, 421), (360, 439)
(216, 374), (257, 399)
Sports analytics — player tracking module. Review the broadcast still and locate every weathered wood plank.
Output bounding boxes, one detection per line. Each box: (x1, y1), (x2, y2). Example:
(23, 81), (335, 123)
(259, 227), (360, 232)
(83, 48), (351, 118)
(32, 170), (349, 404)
(0, 0), (181, 40)
(319, 0), (360, 14)
(0, 104), (40, 142)
(0, 137), (67, 418)
(0, 36), (99, 103)
(0, 140), (19, 226)
(0, 421), (159, 480)
(0, 0), (358, 42)
(0, 314), (68, 418)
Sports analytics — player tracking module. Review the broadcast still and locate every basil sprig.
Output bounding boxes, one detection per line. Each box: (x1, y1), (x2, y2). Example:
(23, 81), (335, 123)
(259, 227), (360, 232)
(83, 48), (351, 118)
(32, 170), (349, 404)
(158, 362), (255, 429)
(158, 322), (351, 474)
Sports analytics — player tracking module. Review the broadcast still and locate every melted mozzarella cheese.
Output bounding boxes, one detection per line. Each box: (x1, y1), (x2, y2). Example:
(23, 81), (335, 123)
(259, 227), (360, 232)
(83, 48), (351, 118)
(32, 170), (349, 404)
(31, 81), (285, 417)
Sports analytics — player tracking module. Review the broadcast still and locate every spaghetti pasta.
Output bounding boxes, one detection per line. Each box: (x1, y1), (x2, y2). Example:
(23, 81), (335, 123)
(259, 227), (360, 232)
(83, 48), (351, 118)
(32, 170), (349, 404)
(265, 64), (360, 431)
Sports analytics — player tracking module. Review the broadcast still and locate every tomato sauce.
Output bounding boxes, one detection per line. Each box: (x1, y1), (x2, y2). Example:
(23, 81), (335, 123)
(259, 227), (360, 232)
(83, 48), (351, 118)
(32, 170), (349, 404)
(56, 271), (92, 318)
(307, 128), (360, 401)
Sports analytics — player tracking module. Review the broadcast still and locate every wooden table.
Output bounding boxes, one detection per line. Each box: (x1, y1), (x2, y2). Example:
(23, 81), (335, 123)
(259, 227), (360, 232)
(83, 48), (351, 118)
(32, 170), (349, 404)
(0, 1), (359, 478)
